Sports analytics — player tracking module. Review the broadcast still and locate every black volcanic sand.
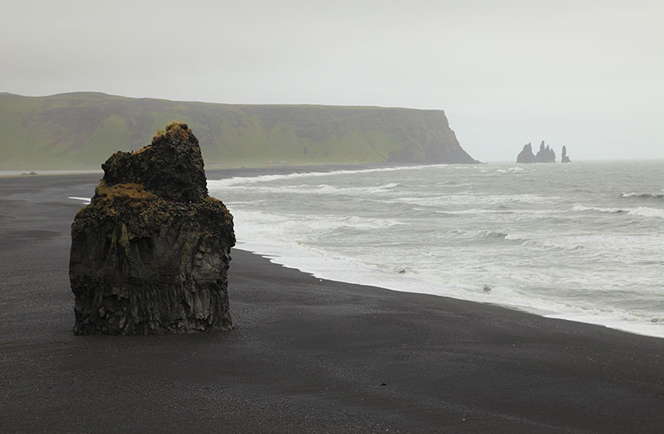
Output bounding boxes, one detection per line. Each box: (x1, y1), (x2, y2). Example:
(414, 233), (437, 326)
(1, 172), (663, 434)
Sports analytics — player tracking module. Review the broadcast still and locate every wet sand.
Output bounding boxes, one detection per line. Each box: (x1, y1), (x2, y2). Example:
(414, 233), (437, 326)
(1, 172), (663, 434)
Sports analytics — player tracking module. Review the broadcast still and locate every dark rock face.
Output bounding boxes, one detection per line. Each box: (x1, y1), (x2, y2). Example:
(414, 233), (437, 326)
(70, 122), (235, 335)
(101, 127), (208, 202)
(516, 143), (536, 163)
(561, 145), (572, 163)
(535, 141), (556, 163)
(517, 141), (556, 163)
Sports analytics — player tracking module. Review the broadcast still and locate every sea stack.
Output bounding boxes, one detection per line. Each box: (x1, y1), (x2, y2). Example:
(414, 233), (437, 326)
(561, 145), (572, 163)
(69, 122), (235, 335)
(535, 141), (556, 163)
(516, 143), (536, 163)
(517, 141), (556, 163)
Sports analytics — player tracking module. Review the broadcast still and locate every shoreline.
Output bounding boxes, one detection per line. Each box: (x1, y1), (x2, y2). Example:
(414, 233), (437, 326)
(210, 163), (664, 340)
(234, 243), (662, 340)
(1, 172), (663, 433)
(0, 169), (103, 179)
(0, 161), (408, 179)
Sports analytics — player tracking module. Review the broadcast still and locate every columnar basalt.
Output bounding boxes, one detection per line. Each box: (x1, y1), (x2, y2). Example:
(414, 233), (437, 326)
(69, 122), (235, 335)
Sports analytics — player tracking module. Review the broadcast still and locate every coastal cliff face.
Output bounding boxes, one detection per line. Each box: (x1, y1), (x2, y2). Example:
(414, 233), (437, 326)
(69, 123), (235, 335)
(380, 109), (477, 164)
(0, 92), (477, 168)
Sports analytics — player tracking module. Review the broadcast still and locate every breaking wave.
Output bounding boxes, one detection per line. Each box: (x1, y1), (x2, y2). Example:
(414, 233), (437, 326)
(209, 161), (664, 339)
(620, 192), (664, 200)
(573, 204), (664, 219)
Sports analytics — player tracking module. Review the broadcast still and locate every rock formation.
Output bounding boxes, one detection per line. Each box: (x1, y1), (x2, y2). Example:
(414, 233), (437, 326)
(516, 143), (536, 163)
(535, 141), (556, 163)
(517, 141), (556, 163)
(561, 145), (571, 163)
(69, 122), (235, 335)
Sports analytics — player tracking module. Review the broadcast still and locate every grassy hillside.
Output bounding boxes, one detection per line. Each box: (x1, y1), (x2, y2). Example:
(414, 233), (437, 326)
(0, 92), (477, 170)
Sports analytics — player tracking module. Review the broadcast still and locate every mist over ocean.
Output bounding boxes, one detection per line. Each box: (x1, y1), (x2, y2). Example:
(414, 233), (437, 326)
(208, 161), (664, 338)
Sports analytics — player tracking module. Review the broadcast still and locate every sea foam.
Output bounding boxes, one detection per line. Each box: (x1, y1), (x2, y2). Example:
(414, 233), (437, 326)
(209, 161), (664, 339)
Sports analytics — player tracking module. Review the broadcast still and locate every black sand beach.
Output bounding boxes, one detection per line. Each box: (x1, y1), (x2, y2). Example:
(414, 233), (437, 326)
(1, 172), (663, 434)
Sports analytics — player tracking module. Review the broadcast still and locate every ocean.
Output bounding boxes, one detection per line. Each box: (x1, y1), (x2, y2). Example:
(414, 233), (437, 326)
(208, 161), (664, 339)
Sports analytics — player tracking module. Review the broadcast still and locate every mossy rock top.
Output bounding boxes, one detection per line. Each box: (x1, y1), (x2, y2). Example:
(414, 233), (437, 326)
(101, 122), (208, 203)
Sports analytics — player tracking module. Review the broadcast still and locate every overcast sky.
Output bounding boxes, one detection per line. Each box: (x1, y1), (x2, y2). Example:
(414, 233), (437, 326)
(2, 0), (663, 161)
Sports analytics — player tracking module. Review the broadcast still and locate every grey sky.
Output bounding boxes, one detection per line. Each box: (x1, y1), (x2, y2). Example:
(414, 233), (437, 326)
(2, 0), (663, 161)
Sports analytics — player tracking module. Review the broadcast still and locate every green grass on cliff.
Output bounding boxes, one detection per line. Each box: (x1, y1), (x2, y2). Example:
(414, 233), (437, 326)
(0, 92), (475, 170)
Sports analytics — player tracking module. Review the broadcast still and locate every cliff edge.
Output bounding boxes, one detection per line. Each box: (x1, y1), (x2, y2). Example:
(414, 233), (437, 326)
(0, 93), (478, 168)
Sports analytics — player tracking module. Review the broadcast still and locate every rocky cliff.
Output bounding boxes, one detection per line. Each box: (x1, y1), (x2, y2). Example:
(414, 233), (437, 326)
(0, 92), (477, 169)
(69, 122), (235, 335)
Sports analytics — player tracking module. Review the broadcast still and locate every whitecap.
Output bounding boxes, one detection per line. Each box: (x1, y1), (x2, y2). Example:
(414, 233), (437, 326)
(572, 204), (625, 214)
(68, 196), (91, 204)
(620, 192), (664, 200)
(628, 207), (664, 219)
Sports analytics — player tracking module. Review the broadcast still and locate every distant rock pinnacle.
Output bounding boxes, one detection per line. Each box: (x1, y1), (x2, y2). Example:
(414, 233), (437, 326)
(561, 145), (572, 163)
(516, 141), (560, 164)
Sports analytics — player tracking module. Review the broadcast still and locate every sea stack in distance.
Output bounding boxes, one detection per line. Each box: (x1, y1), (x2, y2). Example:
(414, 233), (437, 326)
(561, 145), (572, 163)
(516, 142), (537, 163)
(516, 141), (557, 163)
(69, 122), (235, 335)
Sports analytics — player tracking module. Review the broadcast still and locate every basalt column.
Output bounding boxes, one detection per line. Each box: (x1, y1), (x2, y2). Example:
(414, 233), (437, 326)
(69, 122), (235, 335)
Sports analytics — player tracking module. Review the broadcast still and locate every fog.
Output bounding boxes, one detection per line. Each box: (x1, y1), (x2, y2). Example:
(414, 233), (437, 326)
(2, 0), (663, 161)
